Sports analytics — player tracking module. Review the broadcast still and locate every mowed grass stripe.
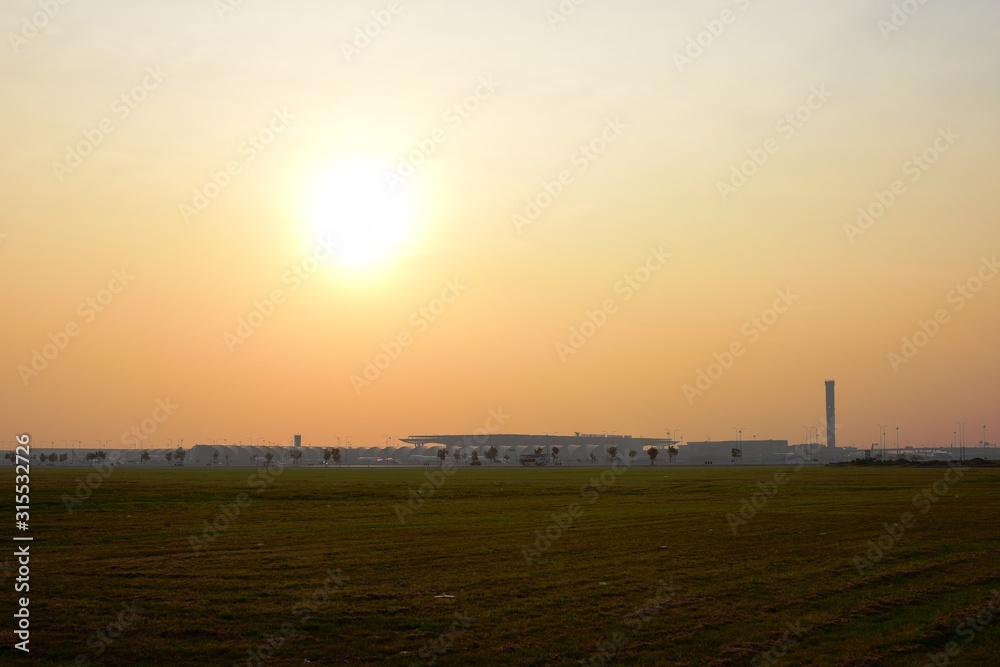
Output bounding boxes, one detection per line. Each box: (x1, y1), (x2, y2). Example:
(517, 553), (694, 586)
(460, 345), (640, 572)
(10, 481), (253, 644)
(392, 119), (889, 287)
(1, 466), (998, 665)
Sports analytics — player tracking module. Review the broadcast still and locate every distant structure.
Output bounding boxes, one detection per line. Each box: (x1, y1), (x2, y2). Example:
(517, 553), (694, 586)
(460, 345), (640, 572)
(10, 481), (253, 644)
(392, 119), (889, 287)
(294, 434), (302, 448)
(825, 380), (836, 451)
(683, 440), (792, 464)
(399, 433), (673, 454)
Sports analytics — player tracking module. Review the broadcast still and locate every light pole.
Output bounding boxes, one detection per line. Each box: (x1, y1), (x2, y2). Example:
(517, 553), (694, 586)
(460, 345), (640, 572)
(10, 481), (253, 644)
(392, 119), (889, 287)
(895, 427), (900, 460)
(957, 422), (966, 462)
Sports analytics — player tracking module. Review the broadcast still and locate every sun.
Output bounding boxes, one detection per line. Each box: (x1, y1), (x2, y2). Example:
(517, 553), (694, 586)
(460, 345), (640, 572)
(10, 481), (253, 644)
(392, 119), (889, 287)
(306, 158), (416, 270)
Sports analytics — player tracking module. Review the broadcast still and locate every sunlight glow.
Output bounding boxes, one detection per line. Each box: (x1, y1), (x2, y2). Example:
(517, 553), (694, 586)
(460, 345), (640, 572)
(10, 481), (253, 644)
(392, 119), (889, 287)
(307, 158), (416, 270)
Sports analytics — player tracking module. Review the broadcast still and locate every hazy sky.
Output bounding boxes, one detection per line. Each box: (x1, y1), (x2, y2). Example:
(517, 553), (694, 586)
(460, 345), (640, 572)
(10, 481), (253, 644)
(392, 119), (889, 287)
(3, 0), (998, 449)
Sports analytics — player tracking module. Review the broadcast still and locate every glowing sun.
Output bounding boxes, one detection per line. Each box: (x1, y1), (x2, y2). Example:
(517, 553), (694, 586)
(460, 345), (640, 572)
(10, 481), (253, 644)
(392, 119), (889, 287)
(306, 158), (416, 270)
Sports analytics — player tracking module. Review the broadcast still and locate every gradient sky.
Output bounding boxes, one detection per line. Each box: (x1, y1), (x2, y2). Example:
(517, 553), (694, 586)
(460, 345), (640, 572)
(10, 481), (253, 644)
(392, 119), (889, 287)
(3, 0), (998, 449)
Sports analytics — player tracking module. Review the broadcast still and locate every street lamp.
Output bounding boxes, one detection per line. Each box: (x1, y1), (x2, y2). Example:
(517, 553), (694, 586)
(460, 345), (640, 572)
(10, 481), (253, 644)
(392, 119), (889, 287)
(957, 422), (966, 462)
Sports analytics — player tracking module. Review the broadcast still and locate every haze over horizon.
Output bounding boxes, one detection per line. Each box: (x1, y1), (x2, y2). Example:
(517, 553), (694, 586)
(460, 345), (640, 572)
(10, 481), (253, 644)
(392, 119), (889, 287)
(3, 0), (998, 449)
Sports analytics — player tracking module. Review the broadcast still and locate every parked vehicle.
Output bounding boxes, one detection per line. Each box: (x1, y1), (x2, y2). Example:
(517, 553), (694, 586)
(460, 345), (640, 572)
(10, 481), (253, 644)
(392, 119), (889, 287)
(519, 453), (549, 467)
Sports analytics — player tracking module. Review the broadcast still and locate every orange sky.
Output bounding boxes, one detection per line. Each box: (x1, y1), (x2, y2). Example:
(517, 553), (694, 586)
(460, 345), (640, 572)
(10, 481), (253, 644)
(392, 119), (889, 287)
(2, 0), (998, 449)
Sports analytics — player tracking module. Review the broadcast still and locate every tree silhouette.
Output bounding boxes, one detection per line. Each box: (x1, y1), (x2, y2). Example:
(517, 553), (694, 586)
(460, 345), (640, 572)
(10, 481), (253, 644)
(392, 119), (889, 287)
(731, 448), (742, 463)
(647, 447), (659, 466)
(471, 451), (480, 464)
(485, 446), (498, 464)
(290, 449), (303, 465)
(141, 451), (150, 464)
(453, 450), (461, 463)
(213, 451), (220, 465)
(265, 452), (274, 466)
(323, 448), (332, 464)
(551, 446), (560, 465)
(503, 453), (510, 464)
(165, 452), (173, 462)
(437, 449), (448, 466)
(331, 448), (341, 466)
(667, 445), (678, 463)
(629, 449), (637, 463)
(175, 447), (186, 463)
(607, 445), (618, 462)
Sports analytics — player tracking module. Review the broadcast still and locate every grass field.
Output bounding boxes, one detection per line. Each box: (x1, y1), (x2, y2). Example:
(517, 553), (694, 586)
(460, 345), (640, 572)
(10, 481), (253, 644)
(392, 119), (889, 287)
(2, 463), (999, 666)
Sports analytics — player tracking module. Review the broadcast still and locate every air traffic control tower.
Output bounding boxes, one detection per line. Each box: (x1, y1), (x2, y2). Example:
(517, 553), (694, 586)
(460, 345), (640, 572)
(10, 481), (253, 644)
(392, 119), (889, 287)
(825, 380), (836, 451)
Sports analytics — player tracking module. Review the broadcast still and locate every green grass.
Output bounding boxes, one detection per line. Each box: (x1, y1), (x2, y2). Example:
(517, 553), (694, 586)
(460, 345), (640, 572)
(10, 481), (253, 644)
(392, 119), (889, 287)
(2, 464), (999, 666)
